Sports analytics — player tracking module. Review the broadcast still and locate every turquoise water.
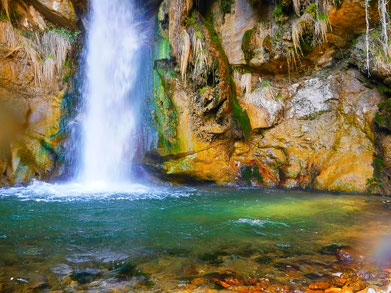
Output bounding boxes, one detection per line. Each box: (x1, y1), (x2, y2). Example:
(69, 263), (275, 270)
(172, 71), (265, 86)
(0, 184), (390, 291)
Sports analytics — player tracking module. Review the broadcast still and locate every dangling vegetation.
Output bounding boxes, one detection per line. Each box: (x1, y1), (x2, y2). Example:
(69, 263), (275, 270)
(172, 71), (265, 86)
(179, 29), (190, 80)
(0, 21), (73, 85)
(192, 31), (208, 80)
(293, 0), (301, 15)
(365, 0), (371, 75)
(291, 3), (330, 57)
(378, 0), (389, 56)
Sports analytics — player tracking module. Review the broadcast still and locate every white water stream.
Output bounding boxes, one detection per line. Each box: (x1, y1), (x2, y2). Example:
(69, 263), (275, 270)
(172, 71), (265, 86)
(79, 0), (141, 185)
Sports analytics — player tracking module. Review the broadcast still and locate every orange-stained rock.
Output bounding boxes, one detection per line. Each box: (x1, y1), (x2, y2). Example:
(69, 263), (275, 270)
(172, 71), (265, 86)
(191, 278), (208, 286)
(213, 277), (230, 288)
(325, 288), (342, 293)
(0, 5), (78, 186)
(332, 277), (348, 287)
(310, 282), (332, 290)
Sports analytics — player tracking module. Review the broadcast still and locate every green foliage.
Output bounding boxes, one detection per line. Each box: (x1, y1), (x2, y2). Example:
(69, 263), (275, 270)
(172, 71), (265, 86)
(47, 25), (80, 42)
(186, 13), (201, 31)
(259, 79), (272, 88)
(200, 87), (207, 94)
(317, 12), (328, 21)
(305, 3), (318, 17)
(273, 5), (284, 22)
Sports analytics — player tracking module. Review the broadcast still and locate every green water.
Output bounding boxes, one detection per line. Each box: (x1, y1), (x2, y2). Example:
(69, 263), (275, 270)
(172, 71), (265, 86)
(0, 185), (390, 291)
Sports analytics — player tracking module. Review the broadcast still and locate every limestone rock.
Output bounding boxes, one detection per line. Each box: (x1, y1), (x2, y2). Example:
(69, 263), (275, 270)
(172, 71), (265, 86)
(212, 0), (259, 65)
(287, 77), (334, 119)
(0, 1), (79, 185)
(240, 82), (284, 129)
(29, 0), (78, 29)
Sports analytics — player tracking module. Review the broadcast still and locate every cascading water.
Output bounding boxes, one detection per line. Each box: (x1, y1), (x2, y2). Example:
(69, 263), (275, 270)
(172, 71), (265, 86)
(79, 0), (141, 185)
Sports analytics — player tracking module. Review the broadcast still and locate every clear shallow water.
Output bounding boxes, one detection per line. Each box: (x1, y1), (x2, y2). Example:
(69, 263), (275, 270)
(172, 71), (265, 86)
(0, 185), (390, 291)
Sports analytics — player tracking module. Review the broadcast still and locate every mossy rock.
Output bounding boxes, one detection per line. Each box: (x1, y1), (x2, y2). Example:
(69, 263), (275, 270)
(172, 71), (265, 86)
(242, 28), (254, 64)
(375, 98), (391, 131)
(70, 269), (101, 284)
(239, 164), (263, 185)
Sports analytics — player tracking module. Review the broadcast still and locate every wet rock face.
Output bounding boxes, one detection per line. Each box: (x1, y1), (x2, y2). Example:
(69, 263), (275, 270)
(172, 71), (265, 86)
(233, 69), (381, 192)
(145, 0), (391, 193)
(0, 0), (80, 185)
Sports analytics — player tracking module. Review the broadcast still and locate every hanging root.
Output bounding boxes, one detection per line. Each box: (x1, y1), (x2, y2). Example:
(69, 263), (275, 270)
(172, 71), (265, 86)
(292, 14), (313, 55)
(179, 29), (190, 80)
(313, 16), (329, 46)
(293, 0), (301, 16)
(378, 0), (389, 56)
(0, 20), (72, 84)
(192, 32), (208, 79)
(41, 30), (71, 74)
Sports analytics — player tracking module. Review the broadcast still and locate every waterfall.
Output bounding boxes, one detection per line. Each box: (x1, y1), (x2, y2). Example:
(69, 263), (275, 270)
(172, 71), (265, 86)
(365, 0), (371, 76)
(379, 0), (389, 55)
(79, 0), (142, 184)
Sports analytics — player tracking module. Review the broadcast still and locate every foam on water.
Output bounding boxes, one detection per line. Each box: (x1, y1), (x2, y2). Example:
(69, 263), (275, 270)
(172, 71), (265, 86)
(0, 181), (194, 202)
(233, 218), (290, 227)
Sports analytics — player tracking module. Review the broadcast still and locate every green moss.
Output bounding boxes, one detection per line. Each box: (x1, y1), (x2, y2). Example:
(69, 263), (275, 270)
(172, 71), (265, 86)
(220, 0), (234, 14)
(186, 13), (201, 31)
(378, 98), (391, 110)
(0, 10), (9, 21)
(305, 3), (318, 17)
(205, 19), (251, 138)
(40, 140), (55, 154)
(273, 5), (283, 22)
(374, 113), (385, 126)
(46, 25), (80, 41)
(241, 164), (263, 185)
(152, 35), (180, 154)
(200, 87), (207, 94)
(317, 12), (328, 21)
(242, 28), (254, 64)
(367, 156), (385, 193)
(259, 80), (272, 88)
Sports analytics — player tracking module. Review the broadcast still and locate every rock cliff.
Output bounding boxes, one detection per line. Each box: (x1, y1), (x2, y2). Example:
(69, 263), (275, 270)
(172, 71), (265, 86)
(145, 0), (391, 194)
(0, 0), (81, 185)
(2, 0), (391, 195)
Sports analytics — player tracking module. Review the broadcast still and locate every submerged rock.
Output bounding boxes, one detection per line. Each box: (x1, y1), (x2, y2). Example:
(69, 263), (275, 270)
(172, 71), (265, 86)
(70, 269), (101, 284)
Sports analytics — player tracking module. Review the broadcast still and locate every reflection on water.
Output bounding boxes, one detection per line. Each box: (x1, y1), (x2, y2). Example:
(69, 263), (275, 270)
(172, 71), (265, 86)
(0, 185), (390, 292)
